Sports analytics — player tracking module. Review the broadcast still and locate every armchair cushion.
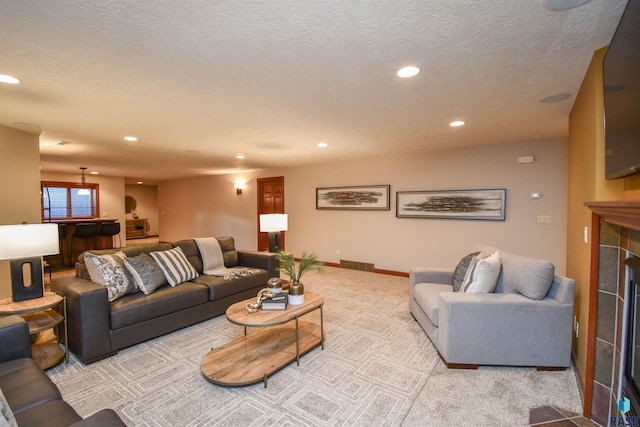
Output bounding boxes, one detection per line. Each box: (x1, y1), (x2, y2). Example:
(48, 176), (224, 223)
(0, 388), (18, 427)
(500, 252), (555, 300)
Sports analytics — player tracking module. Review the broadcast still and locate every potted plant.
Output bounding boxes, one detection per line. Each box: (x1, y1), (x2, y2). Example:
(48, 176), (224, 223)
(276, 250), (323, 305)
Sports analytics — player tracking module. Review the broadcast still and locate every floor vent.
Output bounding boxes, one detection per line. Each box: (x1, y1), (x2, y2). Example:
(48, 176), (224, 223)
(340, 259), (375, 272)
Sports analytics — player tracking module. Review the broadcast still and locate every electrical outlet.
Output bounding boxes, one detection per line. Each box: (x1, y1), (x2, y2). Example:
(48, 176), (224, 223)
(536, 215), (551, 224)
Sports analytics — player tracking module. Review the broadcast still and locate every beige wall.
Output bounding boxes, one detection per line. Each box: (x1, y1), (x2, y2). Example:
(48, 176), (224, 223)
(40, 172), (127, 246)
(125, 184), (159, 236)
(159, 137), (569, 274)
(0, 125), (42, 299)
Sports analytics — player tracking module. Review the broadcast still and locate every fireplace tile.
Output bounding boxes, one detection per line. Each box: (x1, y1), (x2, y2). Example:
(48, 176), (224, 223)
(596, 291), (617, 343)
(629, 229), (640, 257)
(594, 338), (614, 386)
(590, 382), (611, 427)
(599, 246), (620, 293)
(601, 222), (621, 246)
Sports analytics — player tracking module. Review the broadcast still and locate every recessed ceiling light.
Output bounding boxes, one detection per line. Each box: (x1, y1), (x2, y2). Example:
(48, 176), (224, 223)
(0, 74), (20, 84)
(540, 93), (572, 103)
(317, 142), (328, 148)
(397, 66), (420, 78)
(90, 171), (99, 175)
(236, 154), (245, 159)
(137, 181), (143, 185)
(449, 120), (465, 127)
(543, 0), (592, 11)
(123, 136), (138, 142)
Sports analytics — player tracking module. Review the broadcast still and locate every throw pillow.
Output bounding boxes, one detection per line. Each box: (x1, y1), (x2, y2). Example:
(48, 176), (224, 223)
(500, 252), (555, 300)
(84, 251), (136, 302)
(124, 253), (167, 295)
(150, 246), (199, 286)
(0, 388), (18, 427)
(460, 251), (501, 293)
(452, 251), (480, 292)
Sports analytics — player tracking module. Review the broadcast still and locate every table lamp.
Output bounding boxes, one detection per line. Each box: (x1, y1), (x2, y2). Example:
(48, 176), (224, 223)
(259, 214), (288, 253)
(0, 223), (59, 302)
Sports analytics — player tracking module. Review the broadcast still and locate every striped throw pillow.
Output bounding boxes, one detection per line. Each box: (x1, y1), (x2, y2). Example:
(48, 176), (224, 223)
(150, 247), (198, 286)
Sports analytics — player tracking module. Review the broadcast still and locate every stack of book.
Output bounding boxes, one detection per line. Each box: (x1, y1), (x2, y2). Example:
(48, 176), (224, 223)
(262, 293), (287, 310)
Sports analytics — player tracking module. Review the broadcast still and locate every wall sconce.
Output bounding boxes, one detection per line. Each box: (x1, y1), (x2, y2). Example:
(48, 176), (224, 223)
(234, 179), (245, 195)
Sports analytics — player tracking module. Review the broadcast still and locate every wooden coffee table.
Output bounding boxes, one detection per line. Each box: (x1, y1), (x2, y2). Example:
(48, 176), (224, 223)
(200, 291), (324, 387)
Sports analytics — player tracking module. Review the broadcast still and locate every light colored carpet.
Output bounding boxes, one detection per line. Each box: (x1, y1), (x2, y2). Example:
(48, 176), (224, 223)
(47, 266), (582, 426)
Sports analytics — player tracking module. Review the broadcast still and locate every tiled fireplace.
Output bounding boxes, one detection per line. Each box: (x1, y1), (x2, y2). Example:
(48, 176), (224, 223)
(587, 201), (640, 426)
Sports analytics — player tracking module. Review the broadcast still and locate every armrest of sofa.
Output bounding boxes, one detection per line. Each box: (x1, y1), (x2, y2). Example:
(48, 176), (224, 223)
(70, 409), (127, 427)
(409, 267), (453, 289)
(238, 250), (279, 278)
(0, 315), (32, 363)
(437, 292), (574, 367)
(50, 276), (113, 364)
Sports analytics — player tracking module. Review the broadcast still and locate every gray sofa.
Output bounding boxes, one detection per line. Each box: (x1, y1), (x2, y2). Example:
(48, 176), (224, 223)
(51, 237), (278, 364)
(409, 245), (575, 369)
(0, 316), (126, 426)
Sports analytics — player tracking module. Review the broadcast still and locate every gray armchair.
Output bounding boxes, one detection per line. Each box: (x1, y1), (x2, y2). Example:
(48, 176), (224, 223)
(409, 246), (575, 369)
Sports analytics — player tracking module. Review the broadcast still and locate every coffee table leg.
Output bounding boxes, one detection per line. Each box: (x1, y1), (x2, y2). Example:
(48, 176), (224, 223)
(320, 304), (324, 350)
(295, 316), (300, 366)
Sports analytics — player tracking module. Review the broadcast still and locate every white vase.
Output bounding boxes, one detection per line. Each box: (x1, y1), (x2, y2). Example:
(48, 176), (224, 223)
(288, 283), (304, 305)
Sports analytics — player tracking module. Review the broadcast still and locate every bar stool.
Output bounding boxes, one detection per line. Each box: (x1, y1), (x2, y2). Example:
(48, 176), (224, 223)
(70, 223), (98, 265)
(58, 224), (68, 266)
(99, 222), (122, 248)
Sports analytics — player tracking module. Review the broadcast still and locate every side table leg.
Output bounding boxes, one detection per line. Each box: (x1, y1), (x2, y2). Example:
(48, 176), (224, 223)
(63, 297), (69, 363)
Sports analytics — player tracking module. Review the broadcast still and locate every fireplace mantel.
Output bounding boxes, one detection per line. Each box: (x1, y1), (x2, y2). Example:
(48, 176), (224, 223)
(585, 200), (640, 231)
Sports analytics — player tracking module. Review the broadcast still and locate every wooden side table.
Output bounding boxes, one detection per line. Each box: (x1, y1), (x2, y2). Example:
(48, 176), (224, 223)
(0, 292), (68, 369)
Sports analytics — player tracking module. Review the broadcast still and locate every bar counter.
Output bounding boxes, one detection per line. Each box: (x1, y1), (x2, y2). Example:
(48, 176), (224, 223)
(45, 218), (118, 267)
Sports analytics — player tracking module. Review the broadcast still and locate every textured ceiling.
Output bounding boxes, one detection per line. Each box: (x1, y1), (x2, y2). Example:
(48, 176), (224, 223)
(0, 0), (628, 183)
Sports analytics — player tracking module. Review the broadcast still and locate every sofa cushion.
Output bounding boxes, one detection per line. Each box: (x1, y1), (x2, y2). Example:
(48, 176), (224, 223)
(193, 269), (270, 300)
(460, 251), (501, 293)
(412, 283), (453, 327)
(150, 247), (199, 286)
(0, 358), (62, 414)
(109, 282), (208, 329)
(452, 252), (480, 292)
(124, 253), (167, 295)
(172, 240), (204, 274)
(217, 236), (239, 267)
(14, 399), (82, 427)
(83, 251), (135, 302)
(0, 388), (17, 427)
(500, 252), (555, 300)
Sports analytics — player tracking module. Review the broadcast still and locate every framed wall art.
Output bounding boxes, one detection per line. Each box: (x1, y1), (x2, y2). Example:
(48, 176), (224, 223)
(396, 189), (506, 220)
(316, 185), (391, 210)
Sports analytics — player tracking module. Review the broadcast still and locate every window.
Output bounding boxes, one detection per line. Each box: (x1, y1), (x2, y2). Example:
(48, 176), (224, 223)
(41, 181), (99, 220)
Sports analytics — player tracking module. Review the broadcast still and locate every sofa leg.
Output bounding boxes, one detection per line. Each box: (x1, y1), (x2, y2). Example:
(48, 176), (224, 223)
(445, 362), (479, 369)
(536, 366), (567, 371)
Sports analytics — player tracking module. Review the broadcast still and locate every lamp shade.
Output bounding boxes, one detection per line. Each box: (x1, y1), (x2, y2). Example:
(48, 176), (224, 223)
(0, 223), (60, 260)
(259, 214), (288, 232)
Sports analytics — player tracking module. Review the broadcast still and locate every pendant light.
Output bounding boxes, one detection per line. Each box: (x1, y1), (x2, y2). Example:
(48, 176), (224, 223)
(78, 167), (91, 196)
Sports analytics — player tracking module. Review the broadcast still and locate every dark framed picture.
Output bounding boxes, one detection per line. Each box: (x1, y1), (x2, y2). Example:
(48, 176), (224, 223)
(396, 189), (506, 220)
(316, 185), (391, 210)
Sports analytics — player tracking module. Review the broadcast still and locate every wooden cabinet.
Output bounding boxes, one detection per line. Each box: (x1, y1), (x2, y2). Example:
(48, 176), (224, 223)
(126, 219), (149, 239)
(0, 292), (68, 369)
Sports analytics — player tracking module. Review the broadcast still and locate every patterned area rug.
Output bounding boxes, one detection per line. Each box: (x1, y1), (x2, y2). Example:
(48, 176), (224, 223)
(47, 266), (582, 426)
